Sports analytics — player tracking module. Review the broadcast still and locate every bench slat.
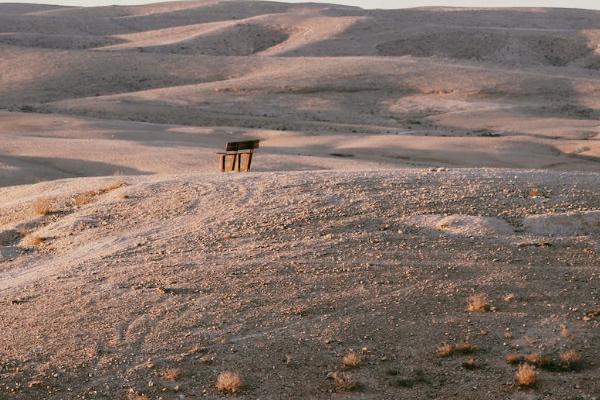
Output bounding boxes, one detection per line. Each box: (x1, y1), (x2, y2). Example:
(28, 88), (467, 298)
(225, 140), (260, 152)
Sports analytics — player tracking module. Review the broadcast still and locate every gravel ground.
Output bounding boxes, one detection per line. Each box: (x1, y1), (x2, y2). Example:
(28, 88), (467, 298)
(0, 169), (598, 399)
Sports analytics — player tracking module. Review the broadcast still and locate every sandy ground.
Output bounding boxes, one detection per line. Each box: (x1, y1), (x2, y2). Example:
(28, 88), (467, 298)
(0, 1), (599, 399)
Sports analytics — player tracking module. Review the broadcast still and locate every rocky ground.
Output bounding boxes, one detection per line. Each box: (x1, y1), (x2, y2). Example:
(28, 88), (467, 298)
(0, 169), (598, 399)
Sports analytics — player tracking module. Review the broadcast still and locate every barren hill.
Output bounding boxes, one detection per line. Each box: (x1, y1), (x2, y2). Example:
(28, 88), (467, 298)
(0, 1), (599, 399)
(1, 1), (599, 180)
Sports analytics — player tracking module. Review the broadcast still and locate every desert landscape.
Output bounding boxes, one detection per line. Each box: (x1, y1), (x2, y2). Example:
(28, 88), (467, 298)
(0, 1), (599, 399)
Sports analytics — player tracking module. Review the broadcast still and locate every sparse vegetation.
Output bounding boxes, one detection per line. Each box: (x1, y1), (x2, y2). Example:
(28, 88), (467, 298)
(160, 368), (182, 382)
(455, 342), (477, 354)
(436, 343), (455, 358)
(105, 179), (126, 191)
(216, 371), (242, 394)
(525, 353), (549, 368)
(437, 342), (476, 358)
(506, 353), (523, 365)
(331, 372), (358, 392)
(515, 364), (537, 387)
(32, 197), (53, 216)
(72, 191), (96, 207)
(126, 389), (149, 400)
(463, 357), (478, 370)
(560, 350), (582, 371)
(189, 345), (203, 354)
(23, 233), (45, 247)
(71, 180), (127, 207)
(467, 293), (490, 312)
(199, 355), (214, 364)
(342, 351), (361, 368)
(503, 293), (516, 302)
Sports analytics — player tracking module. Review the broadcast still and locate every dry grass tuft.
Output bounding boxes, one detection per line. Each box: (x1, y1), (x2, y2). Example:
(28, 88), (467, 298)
(515, 364), (537, 387)
(32, 198), (53, 216)
(23, 233), (45, 247)
(467, 293), (490, 312)
(215, 371), (243, 394)
(506, 353), (523, 365)
(455, 342), (477, 354)
(331, 372), (358, 392)
(342, 352), (361, 368)
(160, 368), (182, 382)
(503, 293), (516, 302)
(72, 191), (96, 207)
(525, 353), (549, 368)
(560, 350), (582, 370)
(436, 341), (476, 358)
(436, 343), (455, 358)
(463, 357), (478, 370)
(104, 179), (126, 192)
(126, 389), (149, 400)
(199, 354), (214, 364)
(71, 180), (127, 208)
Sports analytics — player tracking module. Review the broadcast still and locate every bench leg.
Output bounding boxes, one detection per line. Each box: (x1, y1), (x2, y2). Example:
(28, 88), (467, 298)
(236, 153), (242, 172)
(246, 152), (253, 172)
(228, 153), (237, 172)
(220, 154), (226, 172)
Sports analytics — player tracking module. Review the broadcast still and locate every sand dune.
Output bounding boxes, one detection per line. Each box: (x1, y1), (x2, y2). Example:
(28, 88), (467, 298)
(0, 2), (599, 399)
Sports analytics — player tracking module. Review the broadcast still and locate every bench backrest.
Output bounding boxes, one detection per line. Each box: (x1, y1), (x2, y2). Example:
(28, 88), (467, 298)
(226, 140), (260, 152)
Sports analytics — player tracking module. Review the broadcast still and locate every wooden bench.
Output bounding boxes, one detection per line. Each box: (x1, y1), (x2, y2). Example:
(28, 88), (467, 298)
(217, 140), (260, 172)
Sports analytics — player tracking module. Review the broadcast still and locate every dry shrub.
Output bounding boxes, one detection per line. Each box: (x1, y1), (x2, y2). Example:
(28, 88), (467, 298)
(32, 198), (53, 216)
(463, 357), (478, 370)
(436, 343), (455, 358)
(515, 364), (537, 387)
(560, 350), (582, 370)
(455, 342), (477, 354)
(342, 352), (361, 368)
(467, 294), (490, 312)
(506, 353), (523, 365)
(215, 371), (242, 394)
(503, 293), (516, 302)
(126, 389), (149, 400)
(71, 181), (126, 208)
(331, 372), (358, 391)
(72, 191), (96, 207)
(529, 188), (541, 198)
(199, 355), (214, 365)
(436, 342), (476, 358)
(560, 324), (571, 338)
(23, 233), (45, 247)
(160, 368), (182, 382)
(525, 353), (549, 368)
(104, 179), (125, 192)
